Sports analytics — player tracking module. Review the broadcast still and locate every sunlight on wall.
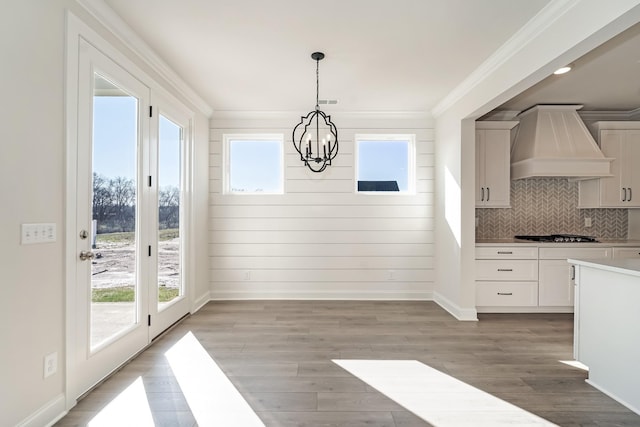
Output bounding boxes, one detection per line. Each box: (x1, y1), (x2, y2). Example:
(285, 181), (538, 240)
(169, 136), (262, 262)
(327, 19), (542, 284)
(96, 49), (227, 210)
(444, 167), (461, 247)
(88, 377), (154, 426)
(165, 331), (265, 426)
(333, 359), (557, 426)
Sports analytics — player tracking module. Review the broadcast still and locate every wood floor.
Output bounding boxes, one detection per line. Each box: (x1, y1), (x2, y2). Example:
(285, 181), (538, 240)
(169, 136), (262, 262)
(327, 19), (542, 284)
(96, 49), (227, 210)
(55, 301), (640, 426)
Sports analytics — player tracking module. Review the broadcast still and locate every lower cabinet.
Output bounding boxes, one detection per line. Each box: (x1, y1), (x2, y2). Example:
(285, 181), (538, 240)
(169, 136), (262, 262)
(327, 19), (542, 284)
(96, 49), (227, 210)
(477, 245), (612, 312)
(476, 282), (538, 306)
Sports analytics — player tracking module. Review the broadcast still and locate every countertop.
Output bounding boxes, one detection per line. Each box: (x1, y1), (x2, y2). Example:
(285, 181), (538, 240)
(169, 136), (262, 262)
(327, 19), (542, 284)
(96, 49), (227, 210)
(476, 238), (640, 247)
(568, 257), (640, 276)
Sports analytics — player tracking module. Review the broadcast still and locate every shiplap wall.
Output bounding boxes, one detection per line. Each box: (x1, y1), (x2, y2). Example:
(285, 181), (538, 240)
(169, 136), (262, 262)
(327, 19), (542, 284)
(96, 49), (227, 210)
(209, 112), (435, 299)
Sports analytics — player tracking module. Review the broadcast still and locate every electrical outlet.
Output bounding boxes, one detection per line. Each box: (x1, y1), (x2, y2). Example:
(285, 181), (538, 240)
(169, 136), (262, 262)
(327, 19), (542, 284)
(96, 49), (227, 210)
(44, 352), (57, 378)
(585, 217), (592, 227)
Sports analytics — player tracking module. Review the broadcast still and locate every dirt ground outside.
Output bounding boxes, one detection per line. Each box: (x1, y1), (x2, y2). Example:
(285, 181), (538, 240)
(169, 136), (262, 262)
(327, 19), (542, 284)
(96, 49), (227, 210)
(91, 238), (180, 289)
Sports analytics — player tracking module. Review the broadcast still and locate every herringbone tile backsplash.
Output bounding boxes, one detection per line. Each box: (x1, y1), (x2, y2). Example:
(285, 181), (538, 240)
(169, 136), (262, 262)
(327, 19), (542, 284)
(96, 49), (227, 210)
(476, 178), (628, 240)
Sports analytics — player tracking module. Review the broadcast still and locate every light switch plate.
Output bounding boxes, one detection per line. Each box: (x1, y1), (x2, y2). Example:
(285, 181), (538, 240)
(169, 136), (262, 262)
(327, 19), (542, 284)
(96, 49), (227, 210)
(21, 223), (56, 244)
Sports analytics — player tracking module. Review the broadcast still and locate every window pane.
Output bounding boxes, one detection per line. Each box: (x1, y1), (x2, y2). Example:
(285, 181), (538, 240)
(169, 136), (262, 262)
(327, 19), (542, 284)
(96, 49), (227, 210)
(91, 73), (138, 349)
(158, 115), (182, 310)
(229, 139), (282, 193)
(357, 139), (410, 192)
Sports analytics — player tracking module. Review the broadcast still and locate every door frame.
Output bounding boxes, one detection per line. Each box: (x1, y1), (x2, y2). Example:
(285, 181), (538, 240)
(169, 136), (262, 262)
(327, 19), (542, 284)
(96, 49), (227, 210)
(65, 12), (195, 409)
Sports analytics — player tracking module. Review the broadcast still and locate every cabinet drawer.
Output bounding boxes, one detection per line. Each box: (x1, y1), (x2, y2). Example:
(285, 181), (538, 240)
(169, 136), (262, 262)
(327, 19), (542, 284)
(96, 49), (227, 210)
(476, 260), (538, 281)
(539, 247), (611, 260)
(612, 247), (640, 259)
(475, 246), (537, 259)
(476, 282), (538, 306)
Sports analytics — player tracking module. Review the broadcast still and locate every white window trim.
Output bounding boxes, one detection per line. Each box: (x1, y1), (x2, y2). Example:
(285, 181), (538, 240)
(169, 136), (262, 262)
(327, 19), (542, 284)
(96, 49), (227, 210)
(354, 133), (416, 194)
(223, 133), (284, 195)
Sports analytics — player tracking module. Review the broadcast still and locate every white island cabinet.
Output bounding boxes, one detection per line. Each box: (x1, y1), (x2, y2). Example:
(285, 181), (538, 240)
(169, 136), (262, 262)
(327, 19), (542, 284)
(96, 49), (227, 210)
(570, 258), (640, 415)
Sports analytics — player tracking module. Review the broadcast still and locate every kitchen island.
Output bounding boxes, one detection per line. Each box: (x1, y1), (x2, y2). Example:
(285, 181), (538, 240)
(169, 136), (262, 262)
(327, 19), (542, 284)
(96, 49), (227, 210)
(569, 258), (640, 415)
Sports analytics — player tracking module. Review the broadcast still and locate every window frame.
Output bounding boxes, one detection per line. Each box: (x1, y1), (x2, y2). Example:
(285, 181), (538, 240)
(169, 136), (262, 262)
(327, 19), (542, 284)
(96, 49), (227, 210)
(354, 134), (416, 194)
(223, 133), (284, 195)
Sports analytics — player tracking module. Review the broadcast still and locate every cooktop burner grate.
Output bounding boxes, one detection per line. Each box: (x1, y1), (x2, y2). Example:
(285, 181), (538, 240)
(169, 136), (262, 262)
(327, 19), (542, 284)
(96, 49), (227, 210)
(515, 234), (598, 243)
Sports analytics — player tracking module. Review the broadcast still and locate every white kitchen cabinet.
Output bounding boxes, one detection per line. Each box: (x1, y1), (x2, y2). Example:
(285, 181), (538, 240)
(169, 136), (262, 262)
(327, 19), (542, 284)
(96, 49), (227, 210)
(612, 247), (640, 258)
(476, 246), (538, 308)
(539, 247), (611, 307)
(475, 121), (518, 208)
(579, 122), (640, 208)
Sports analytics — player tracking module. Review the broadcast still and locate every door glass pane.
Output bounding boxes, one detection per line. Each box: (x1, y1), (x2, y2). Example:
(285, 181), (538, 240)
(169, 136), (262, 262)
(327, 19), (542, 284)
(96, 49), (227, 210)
(91, 73), (138, 349)
(158, 115), (182, 309)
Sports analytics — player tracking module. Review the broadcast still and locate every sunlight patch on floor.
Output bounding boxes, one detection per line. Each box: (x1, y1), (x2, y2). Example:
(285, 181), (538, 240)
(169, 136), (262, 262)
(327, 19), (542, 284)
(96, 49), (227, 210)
(332, 359), (558, 427)
(559, 360), (588, 371)
(88, 377), (154, 427)
(165, 331), (265, 426)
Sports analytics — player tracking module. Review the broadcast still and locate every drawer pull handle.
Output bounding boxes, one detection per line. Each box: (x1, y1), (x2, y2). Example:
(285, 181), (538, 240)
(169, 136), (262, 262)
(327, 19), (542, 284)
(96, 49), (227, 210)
(497, 251), (513, 254)
(497, 268), (513, 272)
(497, 292), (513, 296)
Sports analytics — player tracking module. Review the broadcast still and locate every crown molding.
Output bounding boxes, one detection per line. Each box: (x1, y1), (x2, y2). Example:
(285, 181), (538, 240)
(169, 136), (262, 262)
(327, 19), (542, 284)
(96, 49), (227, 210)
(76, 0), (213, 117)
(579, 108), (640, 121)
(431, 0), (579, 118)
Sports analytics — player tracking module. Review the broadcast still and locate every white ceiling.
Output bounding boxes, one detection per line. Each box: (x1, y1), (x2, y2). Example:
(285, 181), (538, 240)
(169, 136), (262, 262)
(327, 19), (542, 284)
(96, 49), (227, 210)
(496, 21), (640, 113)
(103, 0), (551, 113)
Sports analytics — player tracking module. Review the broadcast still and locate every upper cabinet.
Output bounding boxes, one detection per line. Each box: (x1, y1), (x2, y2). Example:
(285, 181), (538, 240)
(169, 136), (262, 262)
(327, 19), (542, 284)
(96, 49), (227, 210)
(579, 122), (640, 208)
(476, 121), (518, 208)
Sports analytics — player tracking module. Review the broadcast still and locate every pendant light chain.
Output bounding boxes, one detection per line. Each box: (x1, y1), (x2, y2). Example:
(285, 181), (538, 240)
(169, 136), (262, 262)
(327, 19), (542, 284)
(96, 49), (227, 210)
(315, 57), (320, 110)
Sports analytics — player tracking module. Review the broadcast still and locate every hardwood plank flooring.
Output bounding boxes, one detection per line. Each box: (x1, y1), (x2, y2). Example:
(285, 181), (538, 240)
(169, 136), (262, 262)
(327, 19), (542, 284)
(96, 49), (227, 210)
(55, 301), (640, 426)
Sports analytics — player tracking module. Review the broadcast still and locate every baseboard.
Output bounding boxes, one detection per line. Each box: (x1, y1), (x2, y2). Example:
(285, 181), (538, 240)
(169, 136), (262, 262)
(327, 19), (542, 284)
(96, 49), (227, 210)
(433, 291), (478, 321)
(192, 290), (211, 313)
(16, 393), (66, 427)
(586, 379), (640, 415)
(477, 306), (574, 314)
(209, 290), (433, 300)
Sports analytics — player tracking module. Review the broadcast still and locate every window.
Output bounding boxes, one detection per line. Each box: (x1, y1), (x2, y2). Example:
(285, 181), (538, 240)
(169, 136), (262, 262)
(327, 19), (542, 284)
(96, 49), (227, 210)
(355, 134), (415, 193)
(224, 134), (283, 194)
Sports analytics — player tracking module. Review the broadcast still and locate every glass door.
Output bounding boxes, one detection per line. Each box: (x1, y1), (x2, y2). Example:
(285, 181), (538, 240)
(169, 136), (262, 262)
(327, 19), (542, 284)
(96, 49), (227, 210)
(72, 40), (151, 399)
(148, 98), (191, 338)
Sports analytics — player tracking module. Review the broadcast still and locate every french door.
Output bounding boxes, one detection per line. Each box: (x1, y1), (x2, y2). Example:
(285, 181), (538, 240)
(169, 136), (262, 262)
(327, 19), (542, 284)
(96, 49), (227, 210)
(70, 39), (190, 399)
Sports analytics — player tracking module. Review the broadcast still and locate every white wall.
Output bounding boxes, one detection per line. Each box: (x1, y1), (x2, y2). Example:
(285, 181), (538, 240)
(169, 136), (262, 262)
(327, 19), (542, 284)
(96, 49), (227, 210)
(209, 112), (435, 300)
(0, 2), (210, 425)
(434, 0), (640, 320)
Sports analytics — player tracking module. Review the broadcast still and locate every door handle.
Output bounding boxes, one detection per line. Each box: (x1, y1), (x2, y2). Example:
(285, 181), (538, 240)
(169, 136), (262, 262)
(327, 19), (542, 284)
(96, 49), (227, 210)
(486, 187), (490, 201)
(79, 250), (95, 261)
(623, 187), (627, 202)
(629, 187), (632, 201)
(481, 187), (485, 201)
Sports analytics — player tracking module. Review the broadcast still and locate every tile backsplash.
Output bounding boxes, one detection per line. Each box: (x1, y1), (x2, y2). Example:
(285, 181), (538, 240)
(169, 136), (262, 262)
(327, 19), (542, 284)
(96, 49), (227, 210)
(476, 178), (628, 240)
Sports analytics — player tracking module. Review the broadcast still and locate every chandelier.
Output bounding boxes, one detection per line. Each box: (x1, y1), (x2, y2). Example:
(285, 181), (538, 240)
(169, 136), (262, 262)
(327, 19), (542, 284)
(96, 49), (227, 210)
(292, 52), (339, 173)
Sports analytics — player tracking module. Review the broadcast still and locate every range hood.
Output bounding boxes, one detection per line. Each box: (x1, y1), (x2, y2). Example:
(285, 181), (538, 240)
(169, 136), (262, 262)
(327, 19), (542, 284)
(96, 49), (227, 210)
(511, 105), (612, 180)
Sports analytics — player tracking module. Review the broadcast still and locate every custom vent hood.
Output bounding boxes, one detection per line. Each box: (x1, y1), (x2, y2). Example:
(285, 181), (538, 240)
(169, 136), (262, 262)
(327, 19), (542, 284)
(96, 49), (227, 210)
(511, 105), (612, 180)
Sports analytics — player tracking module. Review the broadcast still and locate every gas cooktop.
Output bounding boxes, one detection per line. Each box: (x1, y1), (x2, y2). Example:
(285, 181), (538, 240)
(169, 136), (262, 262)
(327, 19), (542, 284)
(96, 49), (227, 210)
(515, 234), (599, 243)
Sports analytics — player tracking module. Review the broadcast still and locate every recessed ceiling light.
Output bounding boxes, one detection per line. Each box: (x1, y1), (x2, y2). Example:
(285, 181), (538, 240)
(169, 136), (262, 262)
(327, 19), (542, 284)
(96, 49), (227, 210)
(553, 64), (573, 75)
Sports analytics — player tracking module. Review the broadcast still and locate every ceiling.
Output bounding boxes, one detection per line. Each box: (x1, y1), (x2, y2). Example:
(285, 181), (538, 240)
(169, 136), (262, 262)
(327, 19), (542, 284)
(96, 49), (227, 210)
(494, 21), (640, 114)
(102, 0), (552, 113)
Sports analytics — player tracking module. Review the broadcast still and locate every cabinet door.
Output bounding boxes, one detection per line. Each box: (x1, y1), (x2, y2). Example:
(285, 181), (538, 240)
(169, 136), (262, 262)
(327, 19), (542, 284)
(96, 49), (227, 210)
(612, 247), (640, 259)
(480, 129), (511, 207)
(599, 131), (625, 206)
(625, 130), (640, 206)
(539, 260), (574, 307)
(475, 130), (486, 205)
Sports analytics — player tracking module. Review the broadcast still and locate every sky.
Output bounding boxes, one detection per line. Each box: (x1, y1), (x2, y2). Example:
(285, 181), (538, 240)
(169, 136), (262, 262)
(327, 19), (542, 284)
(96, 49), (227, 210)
(93, 96), (181, 188)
